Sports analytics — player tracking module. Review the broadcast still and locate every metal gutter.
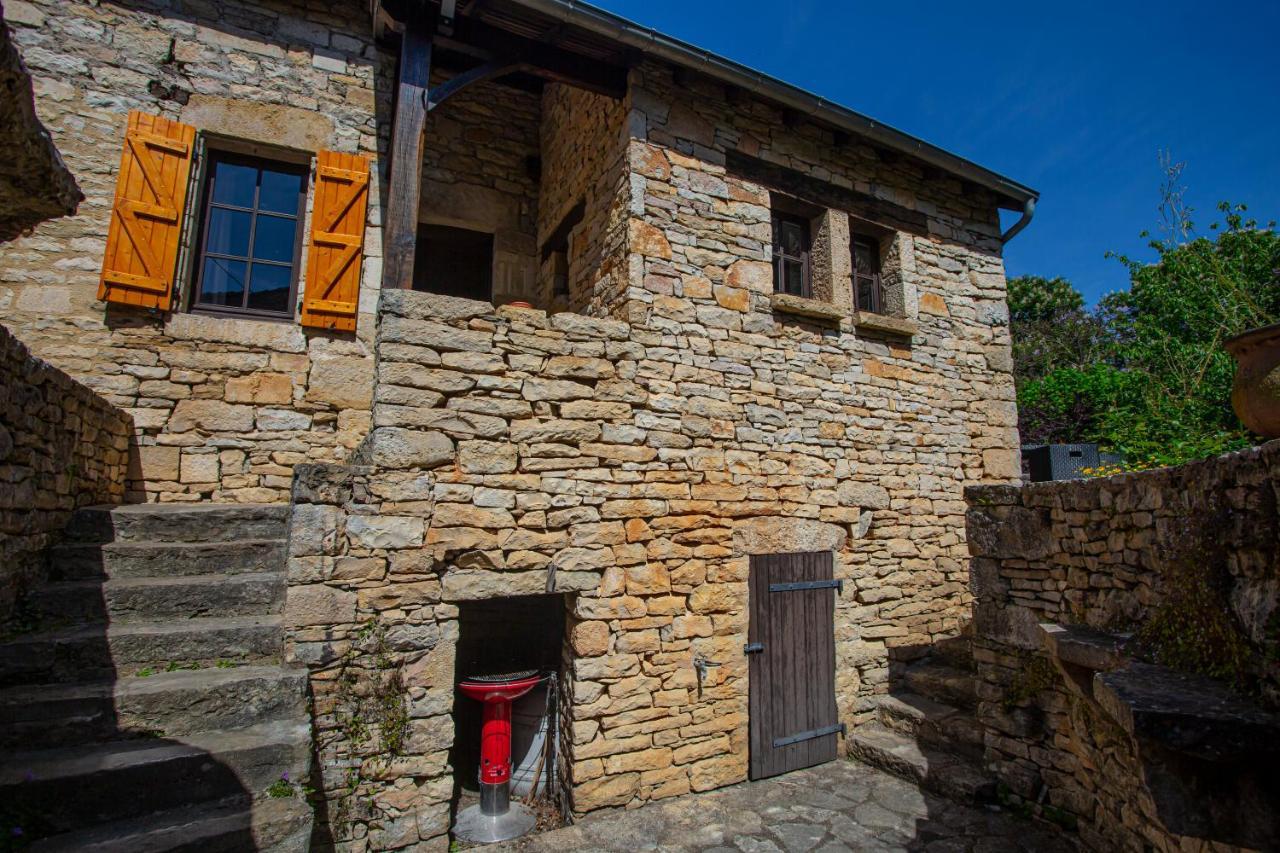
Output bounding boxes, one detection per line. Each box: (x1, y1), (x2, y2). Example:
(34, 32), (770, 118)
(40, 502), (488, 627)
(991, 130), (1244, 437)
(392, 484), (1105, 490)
(508, 0), (1039, 213)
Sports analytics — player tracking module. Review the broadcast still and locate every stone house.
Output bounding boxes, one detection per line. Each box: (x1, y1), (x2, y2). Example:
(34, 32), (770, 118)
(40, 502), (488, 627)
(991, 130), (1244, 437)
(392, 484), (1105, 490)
(0, 0), (1038, 848)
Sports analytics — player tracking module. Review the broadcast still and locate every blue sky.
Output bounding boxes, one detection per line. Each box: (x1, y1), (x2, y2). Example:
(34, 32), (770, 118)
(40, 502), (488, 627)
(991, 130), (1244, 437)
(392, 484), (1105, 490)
(596, 0), (1280, 304)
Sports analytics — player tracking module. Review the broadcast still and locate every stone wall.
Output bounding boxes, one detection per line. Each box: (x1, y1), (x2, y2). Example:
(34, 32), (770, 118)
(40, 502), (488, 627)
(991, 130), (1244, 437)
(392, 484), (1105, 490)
(966, 442), (1280, 851)
(0, 0), (385, 501)
(0, 324), (131, 623)
(0, 2), (82, 242)
(283, 240), (1018, 847)
(536, 82), (630, 317)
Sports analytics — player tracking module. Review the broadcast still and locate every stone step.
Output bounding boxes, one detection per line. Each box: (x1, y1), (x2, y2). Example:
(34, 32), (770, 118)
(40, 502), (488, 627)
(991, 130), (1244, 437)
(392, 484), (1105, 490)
(0, 665), (308, 750)
(31, 794), (312, 853)
(903, 660), (978, 709)
(875, 692), (985, 761)
(50, 540), (287, 582)
(847, 722), (995, 804)
(0, 720), (310, 839)
(66, 504), (290, 545)
(0, 616), (283, 686)
(30, 573), (286, 623)
(933, 634), (975, 670)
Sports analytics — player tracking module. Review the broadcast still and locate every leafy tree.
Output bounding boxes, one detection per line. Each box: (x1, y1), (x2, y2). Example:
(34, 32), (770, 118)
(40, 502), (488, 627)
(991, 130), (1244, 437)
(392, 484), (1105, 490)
(1010, 155), (1280, 467)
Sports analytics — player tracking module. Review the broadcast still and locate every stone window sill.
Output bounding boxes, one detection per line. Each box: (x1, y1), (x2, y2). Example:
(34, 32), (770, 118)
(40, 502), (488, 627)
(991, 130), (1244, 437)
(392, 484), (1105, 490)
(853, 311), (917, 338)
(769, 293), (843, 322)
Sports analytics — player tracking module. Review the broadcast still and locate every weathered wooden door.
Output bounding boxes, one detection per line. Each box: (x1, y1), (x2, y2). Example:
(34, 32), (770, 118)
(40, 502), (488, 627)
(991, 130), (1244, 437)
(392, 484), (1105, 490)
(747, 551), (841, 780)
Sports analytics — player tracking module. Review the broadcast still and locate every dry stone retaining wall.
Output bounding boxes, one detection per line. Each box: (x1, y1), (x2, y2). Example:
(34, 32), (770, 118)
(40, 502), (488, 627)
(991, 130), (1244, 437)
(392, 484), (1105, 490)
(0, 324), (131, 623)
(966, 442), (1280, 851)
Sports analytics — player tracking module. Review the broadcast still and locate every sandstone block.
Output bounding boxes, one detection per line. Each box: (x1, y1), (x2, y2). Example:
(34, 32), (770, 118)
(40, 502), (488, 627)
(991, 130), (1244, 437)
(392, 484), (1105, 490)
(458, 440), (517, 473)
(571, 620), (610, 657)
(367, 427), (454, 469)
(168, 399), (255, 432)
(287, 584), (356, 627)
(225, 373), (292, 404)
(307, 357), (373, 409)
(347, 515), (425, 549)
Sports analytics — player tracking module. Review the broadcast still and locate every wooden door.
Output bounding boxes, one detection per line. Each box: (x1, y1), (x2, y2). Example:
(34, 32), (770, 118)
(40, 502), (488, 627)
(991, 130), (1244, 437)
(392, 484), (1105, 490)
(747, 551), (841, 780)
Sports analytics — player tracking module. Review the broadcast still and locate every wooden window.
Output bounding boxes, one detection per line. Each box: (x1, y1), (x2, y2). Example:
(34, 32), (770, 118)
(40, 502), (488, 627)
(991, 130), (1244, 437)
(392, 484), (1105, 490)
(852, 234), (883, 314)
(413, 224), (494, 300)
(190, 150), (307, 320)
(772, 213), (811, 298)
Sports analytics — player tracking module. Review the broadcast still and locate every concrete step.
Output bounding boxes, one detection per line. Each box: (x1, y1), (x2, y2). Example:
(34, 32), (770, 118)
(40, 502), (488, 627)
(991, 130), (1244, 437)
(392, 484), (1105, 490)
(847, 721), (995, 804)
(0, 616), (284, 686)
(903, 660), (978, 710)
(0, 720), (310, 839)
(0, 665), (308, 750)
(50, 539), (287, 582)
(31, 573), (285, 623)
(66, 504), (290, 545)
(875, 692), (985, 761)
(31, 794), (312, 853)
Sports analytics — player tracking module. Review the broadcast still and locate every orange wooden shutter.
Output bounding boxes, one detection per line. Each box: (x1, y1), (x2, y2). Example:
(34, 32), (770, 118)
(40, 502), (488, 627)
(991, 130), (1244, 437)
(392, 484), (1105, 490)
(301, 150), (370, 331)
(97, 111), (196, 310)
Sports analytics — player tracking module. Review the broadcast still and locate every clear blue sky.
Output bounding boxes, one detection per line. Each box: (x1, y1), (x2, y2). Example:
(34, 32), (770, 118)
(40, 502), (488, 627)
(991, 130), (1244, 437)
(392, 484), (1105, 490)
(596, 0), (1280, 304)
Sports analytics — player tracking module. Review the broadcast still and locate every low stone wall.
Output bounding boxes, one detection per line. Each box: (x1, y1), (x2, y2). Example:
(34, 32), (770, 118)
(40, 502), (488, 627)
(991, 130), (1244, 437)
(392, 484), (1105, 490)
(966, 442), (1280, 851)
(0, 324), (131, 623)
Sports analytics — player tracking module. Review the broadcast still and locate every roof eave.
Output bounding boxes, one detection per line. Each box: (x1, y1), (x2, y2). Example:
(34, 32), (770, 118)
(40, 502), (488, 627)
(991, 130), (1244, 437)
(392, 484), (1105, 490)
(509, 0), (1039, 210)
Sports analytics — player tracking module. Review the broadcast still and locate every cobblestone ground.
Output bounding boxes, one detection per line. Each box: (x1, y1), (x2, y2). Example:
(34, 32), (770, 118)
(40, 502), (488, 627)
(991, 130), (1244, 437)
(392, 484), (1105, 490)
(497, 759), (1077, 853)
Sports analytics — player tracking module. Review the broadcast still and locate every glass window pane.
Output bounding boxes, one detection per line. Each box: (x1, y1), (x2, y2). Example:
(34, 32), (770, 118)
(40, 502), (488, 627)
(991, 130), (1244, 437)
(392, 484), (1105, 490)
(853, 241), (876, 275)
(252, 214), (297, 263)
(210, 161), (257, 208)
(205, 207), (251, 257)
(198, 257), (247, 306)
(784, 259), (805, 295)
(247, 263), (292, 313)
(781, 221), (804, 256)
(857, 275), (880, 312)
(258, 169), (302, 215)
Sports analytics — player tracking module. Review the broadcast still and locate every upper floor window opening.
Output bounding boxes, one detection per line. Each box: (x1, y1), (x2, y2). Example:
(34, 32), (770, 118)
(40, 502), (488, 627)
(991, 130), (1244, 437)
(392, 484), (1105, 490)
(772, 212), (811, 298)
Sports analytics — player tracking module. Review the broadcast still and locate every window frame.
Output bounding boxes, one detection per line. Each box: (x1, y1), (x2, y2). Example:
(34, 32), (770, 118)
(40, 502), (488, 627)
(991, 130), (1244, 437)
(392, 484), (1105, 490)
(852, 233), (884, 314)
(188, 148), (309, 323)
(771, 211), (812, 298)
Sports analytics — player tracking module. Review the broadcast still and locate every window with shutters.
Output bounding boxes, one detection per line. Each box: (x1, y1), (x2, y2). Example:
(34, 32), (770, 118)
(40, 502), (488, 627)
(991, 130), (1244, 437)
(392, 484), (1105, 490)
(190, 151), (308, 320)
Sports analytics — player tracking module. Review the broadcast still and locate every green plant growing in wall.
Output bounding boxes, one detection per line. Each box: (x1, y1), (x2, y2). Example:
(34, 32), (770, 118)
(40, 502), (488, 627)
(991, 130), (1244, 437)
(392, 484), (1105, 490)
(1003, 653), (1059, 709)
(329, 617), (412, 832)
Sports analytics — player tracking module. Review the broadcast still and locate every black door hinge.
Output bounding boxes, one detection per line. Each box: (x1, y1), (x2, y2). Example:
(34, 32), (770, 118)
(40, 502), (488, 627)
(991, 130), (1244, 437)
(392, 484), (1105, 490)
(744, 642), (765, 654)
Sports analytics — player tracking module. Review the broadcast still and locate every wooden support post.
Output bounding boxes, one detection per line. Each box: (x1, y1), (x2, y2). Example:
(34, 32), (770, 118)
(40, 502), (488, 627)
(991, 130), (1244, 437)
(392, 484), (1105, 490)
(382, 20), (433, 291)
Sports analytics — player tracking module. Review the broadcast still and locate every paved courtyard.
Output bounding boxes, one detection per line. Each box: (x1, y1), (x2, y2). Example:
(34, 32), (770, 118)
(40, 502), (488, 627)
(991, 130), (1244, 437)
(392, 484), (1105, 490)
(497, 759), (1076, 853)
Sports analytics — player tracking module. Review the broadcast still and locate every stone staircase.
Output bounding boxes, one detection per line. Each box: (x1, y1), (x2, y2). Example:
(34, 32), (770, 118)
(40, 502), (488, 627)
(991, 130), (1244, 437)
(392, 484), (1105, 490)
(0, 504), (313, 851)
(847, 636), (996, 803)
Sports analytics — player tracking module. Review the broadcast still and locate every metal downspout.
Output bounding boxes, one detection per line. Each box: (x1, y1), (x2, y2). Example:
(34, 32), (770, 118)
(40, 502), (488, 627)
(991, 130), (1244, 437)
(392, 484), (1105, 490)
(1000, 197), (1036, 244)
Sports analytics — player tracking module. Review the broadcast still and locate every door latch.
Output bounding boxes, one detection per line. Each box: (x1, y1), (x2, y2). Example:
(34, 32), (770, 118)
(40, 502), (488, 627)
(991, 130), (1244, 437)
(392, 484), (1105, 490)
(693, 655), (721, 681)
(743, 642), (764, 654)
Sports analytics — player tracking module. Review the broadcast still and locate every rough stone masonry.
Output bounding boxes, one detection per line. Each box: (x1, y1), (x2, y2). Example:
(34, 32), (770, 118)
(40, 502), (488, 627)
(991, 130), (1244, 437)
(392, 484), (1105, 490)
(0, 0), (1029, 848)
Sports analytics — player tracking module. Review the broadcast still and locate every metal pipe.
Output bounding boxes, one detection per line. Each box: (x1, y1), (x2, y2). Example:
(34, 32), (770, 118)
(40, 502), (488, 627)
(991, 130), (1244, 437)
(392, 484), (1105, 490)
(507, 0), (1039, 211)
(1000, 197), (1036, 244)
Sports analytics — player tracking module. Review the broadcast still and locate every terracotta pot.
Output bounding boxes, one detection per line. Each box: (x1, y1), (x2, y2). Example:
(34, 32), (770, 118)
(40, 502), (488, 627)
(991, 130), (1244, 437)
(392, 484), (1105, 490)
(1225, 322), (1280, 438)
(505, 300), (534, 309)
